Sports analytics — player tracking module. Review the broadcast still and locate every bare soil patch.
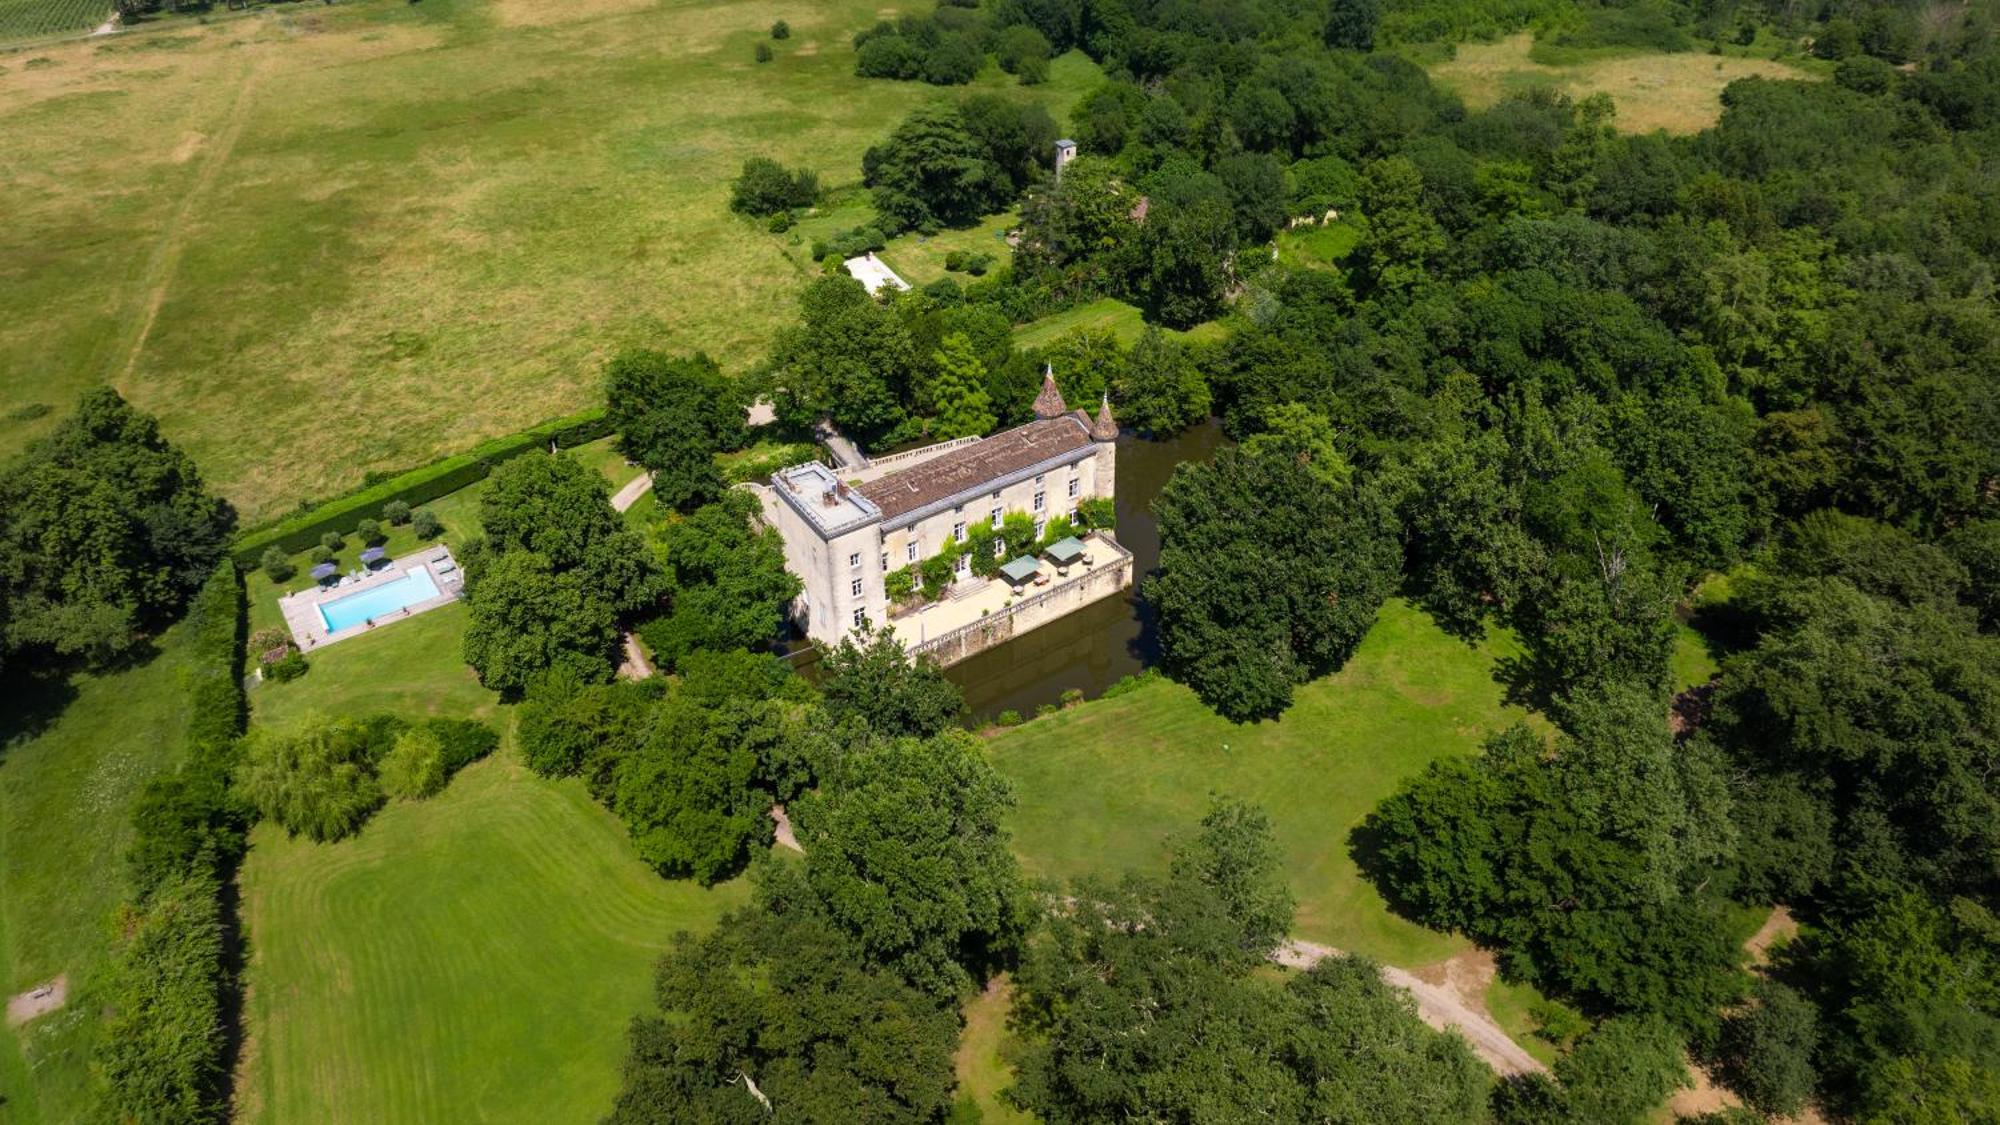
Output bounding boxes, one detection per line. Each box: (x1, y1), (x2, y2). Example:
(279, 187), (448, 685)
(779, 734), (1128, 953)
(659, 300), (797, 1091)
(7, 974), (67, 1026)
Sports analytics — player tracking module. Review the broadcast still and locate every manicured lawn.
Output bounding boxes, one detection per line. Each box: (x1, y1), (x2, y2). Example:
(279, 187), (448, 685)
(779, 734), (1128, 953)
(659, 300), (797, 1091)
(1427, 33), (1813, 134)
(986, 598), (1529, 967)
(1011, 297), (1227, 351)
(248, 601), (496, 731)
(238, 753), (749, 1123)
(0, 0), (1101, 524)
(879, 210), (1018, 288)
(0, 624), (199, 1123)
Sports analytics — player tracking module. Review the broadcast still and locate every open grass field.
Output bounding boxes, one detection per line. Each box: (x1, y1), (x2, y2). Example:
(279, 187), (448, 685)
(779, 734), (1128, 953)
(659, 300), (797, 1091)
(0, 622), (198, 1123)
(238, 753), (749, 1123)
(1011, 297), (1228, 351)
(986, 598), (1530, 968)
(0, 0), (1101, 526)
(1427, 33), (1812, 133)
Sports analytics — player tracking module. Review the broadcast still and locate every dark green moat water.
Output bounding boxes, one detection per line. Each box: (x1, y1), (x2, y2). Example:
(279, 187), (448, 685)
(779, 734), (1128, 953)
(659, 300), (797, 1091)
(946, 419), (1223, 722)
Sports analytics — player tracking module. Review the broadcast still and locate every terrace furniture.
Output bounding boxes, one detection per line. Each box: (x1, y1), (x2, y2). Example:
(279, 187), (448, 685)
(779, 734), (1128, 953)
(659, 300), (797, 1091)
(310, 562), (338, 585)
(359, 546), (387, 567)
(1044, 536), (1086, 567)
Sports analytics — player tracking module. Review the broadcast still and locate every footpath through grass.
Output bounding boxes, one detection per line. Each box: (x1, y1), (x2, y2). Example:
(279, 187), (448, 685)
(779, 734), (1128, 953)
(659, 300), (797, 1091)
(0, 0), (1099, 524)
(0, 624), (198, 1123)
(239, 753), (748, 1123)
(987, 598), (1529, 967)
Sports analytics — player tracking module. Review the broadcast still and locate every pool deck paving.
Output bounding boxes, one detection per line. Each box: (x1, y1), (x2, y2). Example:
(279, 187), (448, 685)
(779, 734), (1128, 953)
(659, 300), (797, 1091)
(278, 546), (464, 651)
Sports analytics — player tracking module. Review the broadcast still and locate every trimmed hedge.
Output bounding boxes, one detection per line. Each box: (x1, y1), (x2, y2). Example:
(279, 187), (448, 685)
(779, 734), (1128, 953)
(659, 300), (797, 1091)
(94, 867), (228, 1125)
(230, 408), (611, 565)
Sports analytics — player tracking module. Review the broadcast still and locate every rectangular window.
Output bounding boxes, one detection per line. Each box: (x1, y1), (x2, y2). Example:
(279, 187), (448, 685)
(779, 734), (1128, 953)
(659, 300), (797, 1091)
(1067, 478), (1080, 498)
(1035, 518), (1047, 539)
(850, 578), (863, 597)
(1033, 490), (1046, 512)
(852, 607), (867, 629)
(907, 542), (919, 562)
(953, 521), (967, 543)
(955, 553), (970, 576)
(1035, 474), (1045, 485)
(990, 506), (1003, 528)
(992, 539), (1005, 558)
(880, 552), (888, 572)
(848, 552), (860, 569)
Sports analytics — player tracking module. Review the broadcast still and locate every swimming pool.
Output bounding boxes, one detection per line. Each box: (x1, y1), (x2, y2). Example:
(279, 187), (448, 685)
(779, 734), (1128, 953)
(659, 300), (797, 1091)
(318, 568), (441, 633)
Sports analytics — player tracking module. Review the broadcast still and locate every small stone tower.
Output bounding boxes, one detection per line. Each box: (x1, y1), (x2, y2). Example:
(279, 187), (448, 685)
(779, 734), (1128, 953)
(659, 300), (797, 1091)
(1054, 138), (1077, 181)
(1091, 392), (1118, 501)
(1033, 364), (1068, 419)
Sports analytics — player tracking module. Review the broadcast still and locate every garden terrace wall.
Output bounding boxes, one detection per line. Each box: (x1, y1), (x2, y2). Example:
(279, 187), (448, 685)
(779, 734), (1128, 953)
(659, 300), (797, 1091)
(230, 410), (611, 565)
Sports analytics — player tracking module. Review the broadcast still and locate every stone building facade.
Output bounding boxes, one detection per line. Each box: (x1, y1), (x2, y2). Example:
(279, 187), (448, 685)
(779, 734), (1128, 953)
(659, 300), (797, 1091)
(758, 372), (1118, 647)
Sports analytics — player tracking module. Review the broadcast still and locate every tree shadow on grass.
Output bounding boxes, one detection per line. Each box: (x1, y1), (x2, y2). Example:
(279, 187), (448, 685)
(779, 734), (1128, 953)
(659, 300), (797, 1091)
(0, 667), (79, 764)
(1345, 813), (1439, 932)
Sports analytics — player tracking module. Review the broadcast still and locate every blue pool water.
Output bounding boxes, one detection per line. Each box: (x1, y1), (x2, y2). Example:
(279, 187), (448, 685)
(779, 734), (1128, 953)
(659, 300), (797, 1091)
(319, 567), (441, 632)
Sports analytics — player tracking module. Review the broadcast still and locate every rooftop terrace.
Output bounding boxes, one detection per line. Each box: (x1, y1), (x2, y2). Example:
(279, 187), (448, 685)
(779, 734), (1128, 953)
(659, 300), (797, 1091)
(772, 461), (882, 538)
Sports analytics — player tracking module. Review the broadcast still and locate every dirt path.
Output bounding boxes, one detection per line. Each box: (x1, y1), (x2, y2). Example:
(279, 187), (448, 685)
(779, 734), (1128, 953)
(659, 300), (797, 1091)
(1275, 940), (1546, 1076)
(609, 470), (653, 514)
(6, 974), (67, 1026)
(115, 57), (262, 386)
(769, 804), (801, 853)
(616, 632), (653, 680)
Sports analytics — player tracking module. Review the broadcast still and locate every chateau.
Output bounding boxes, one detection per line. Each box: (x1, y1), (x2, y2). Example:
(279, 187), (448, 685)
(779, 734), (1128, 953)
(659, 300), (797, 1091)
(756, 371), (1126, 654)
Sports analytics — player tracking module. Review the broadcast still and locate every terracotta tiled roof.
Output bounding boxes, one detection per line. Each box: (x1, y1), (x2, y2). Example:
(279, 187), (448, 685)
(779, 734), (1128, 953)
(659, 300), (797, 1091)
(858, 416), (1094, 522)
(1032, 368), (1068, 419)
(1091, 393), (1118, 440)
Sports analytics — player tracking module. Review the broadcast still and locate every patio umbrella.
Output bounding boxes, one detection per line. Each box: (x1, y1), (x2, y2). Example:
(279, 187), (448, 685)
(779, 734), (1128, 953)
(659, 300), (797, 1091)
(359, 546), (387, 565)
(310, 562), (339, 581)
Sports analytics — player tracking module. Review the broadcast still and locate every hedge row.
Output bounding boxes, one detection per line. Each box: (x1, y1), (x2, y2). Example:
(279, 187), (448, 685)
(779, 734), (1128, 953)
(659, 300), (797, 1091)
(99, 562), (249, 1122)
(230, 408), (611, 565)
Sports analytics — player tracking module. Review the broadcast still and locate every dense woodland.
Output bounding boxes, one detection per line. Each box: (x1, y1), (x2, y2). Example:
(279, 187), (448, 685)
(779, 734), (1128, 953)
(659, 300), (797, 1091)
(6, 0), (2000, 1119)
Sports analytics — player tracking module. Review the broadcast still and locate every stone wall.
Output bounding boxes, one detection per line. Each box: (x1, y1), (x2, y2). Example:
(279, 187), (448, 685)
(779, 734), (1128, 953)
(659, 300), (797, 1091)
(912, 549), (1133, 668)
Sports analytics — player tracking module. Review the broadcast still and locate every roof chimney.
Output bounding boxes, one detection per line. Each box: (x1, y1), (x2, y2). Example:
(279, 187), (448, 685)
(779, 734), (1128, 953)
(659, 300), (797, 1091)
(1033, 364), (1068, 420)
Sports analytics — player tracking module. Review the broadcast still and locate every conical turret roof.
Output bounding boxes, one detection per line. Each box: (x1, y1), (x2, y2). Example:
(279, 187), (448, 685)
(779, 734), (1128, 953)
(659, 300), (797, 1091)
(1091, 392), (1118, 440)
(1032, 365), (1068, 419)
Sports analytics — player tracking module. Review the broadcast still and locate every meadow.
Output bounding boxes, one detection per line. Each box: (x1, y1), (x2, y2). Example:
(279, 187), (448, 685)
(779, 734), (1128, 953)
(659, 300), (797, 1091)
(987, 598), (1532, 968)
(0, 0), (1100, 525)
(0, 622), (198, 1123)
(1426, 33), (1812, 133)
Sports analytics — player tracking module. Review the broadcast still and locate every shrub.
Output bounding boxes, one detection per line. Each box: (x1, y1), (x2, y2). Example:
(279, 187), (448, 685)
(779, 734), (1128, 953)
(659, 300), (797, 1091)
(93, 867), (226, 1123)
(920, 551), (956, 597)
(731, 157), (820, 217)
(379, 727), (447, 800)
(309, 546), (333, 566)
(320, 531), (343, 552)
(1015, 52), (1048, 85)
(1060, 688), (1084, 708)
(382, 498), (412, 525)
(767, 211), (793, 233)
(945, 249), (968, 271)
(1101, 669), (1159, 698)
(770, 18), (788, 38)
(411, 507), (442, 539)
(964, 252), (993, 276)
(355, 518), (383, 545)
(1035, 702), (1058, 718)
(995, 24), (1051, 75)
(237, 716), (384, 843)
(1075, 496), (1116, 530)
(996, 709), (1023, 726)
(229, 407), (609, 565)
(885, 565), (918, 601)
(266, 651), (308, 682)
(261, 545), (294, 582)
(422, 717), (498, 773)
(755, 42), (773, 63)
(270, 648), (308, 684)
